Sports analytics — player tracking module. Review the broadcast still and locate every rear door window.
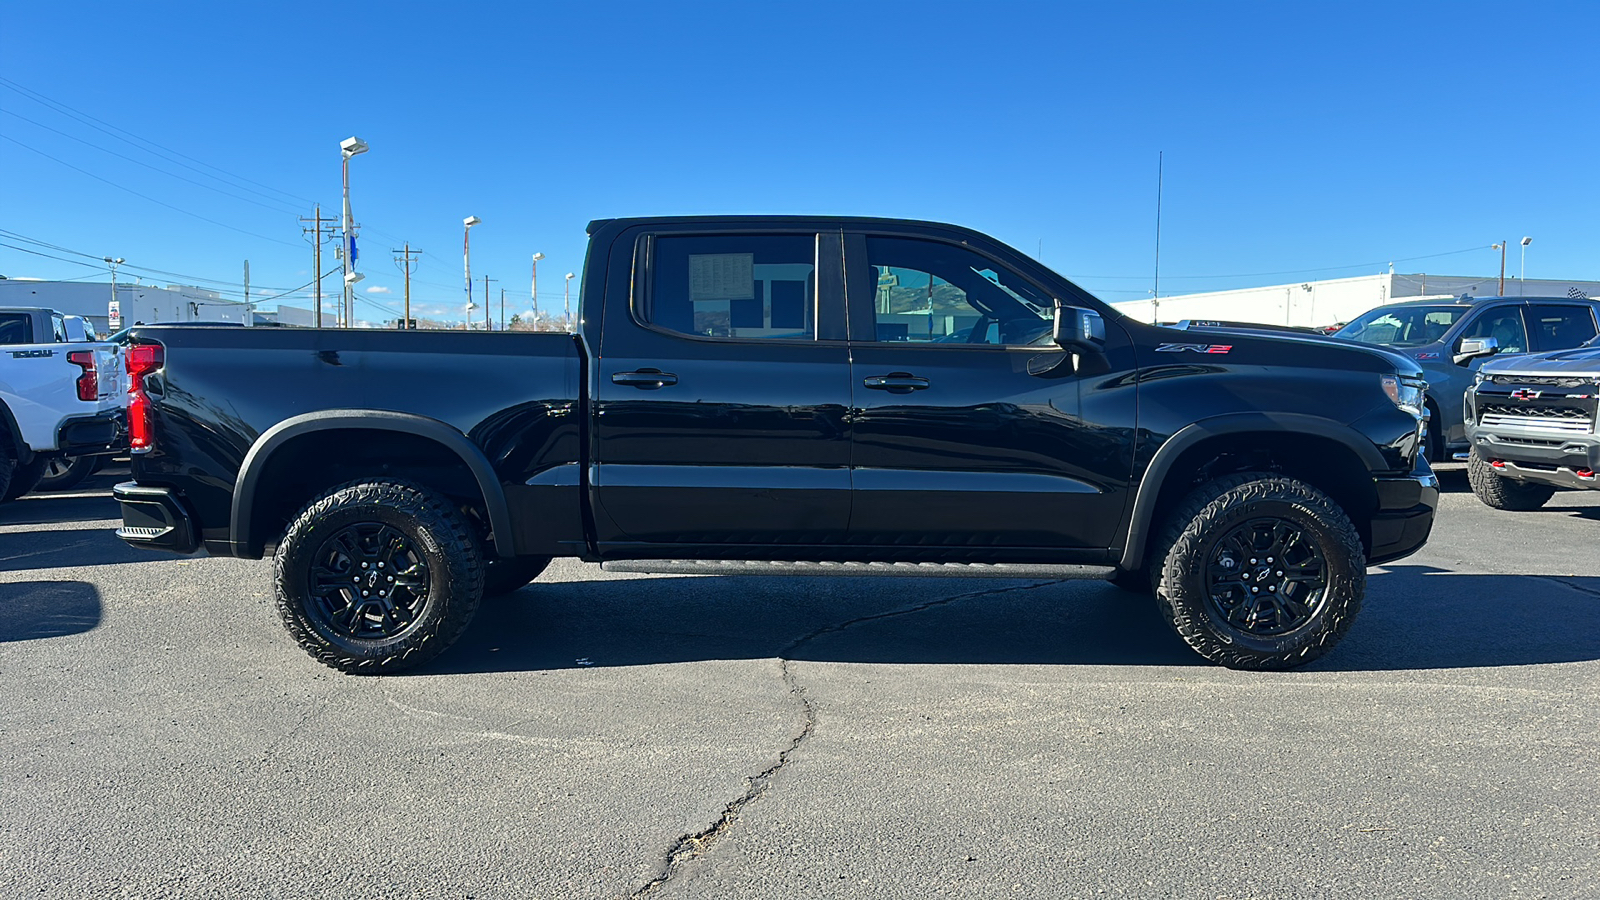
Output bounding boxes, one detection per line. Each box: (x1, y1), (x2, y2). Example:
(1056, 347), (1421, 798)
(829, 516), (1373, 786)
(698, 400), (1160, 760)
(0, 312), (32, 344)
(641, 234), (817, 341)
(1527, 304), (1598, 351)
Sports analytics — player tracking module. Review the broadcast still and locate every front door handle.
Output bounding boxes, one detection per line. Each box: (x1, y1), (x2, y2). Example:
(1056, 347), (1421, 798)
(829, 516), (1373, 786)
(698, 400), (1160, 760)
(612, 369), (678, 389)
(863, 372), (930, 392)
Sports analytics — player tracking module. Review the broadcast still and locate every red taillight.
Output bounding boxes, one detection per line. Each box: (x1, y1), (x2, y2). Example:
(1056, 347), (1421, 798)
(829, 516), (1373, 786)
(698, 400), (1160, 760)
(125, 343), (164, 452)
(67, 350), (98, 401)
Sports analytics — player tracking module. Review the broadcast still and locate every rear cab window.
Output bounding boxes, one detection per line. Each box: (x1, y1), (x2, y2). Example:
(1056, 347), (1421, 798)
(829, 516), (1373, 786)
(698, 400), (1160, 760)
(640, 234), (817, 341)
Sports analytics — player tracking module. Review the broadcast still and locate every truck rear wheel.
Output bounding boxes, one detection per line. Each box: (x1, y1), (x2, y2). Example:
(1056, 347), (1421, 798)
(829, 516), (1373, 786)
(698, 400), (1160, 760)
(1467, 449), (1555, 511)
(2, 456), (48, 502)
(273, 480), (484, 674)
(35, 455), (98, 492)
(1151, 473), (1364, 670)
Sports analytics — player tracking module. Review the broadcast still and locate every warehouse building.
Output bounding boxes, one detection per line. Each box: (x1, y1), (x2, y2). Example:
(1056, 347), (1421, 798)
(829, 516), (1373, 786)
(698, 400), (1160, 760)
(0, 279), (251, 334)
(1110, 274), (1600, 329)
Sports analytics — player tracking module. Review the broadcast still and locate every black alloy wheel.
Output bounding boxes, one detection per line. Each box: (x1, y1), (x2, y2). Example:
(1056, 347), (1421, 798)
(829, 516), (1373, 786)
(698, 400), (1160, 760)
(274, 480), (484, 673)
(307, 522), (432, 641)
(1204, 517), (1327, 639)
(1150, 473), (1364, 670)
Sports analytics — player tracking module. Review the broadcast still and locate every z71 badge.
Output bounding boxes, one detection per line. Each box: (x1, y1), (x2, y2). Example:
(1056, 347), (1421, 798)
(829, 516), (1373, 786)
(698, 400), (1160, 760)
(1155, 343), (1232, 354)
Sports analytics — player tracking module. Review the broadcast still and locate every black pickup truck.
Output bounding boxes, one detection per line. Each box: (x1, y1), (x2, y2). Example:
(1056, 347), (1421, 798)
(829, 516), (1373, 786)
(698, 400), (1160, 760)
(115, 216), (1437, 673)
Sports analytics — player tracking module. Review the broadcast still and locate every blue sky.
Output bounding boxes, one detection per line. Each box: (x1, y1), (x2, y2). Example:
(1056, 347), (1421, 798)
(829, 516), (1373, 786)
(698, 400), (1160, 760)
(2, 1), (1596, 324)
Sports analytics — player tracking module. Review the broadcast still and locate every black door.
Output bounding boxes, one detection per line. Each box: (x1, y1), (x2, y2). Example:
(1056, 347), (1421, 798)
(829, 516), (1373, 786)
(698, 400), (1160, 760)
(591, 230), (853, 549)
(843, 233), (1135, 552)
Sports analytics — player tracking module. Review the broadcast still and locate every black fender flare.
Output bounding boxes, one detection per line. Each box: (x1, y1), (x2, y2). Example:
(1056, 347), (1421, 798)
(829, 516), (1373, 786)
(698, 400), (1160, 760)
(1118, 412), (1387, 571)
(231, 409), (515, 558)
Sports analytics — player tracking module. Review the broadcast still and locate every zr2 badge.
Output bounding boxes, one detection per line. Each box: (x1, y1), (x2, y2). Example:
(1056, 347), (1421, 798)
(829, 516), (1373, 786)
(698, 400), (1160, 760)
(1155, 343), (1232, 354)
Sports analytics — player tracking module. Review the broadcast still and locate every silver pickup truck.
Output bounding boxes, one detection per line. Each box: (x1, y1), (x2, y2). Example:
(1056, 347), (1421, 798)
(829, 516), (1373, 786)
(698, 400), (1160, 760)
(1464, 343), (1600, 509)
(0, 307), (126, 499)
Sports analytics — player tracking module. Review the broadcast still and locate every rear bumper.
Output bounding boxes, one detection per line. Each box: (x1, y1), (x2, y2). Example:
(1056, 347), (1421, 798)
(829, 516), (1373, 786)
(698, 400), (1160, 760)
(57, 411), (126, 456)
(114, 481), (198, 554)
(1368, 459), (1439, 566)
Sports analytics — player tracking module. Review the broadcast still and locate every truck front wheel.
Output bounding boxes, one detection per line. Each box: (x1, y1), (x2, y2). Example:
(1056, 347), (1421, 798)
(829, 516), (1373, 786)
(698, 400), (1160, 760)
(1467, 449), (1555, 511)
(1151, 473), (1365, 670)
(273, 480), (484, 674)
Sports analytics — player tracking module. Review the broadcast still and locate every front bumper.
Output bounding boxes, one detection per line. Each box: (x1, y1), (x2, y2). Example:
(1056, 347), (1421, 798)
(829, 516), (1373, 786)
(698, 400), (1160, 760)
(114, 481), (198, 554)
(1368, 457), (1439, 566)
(1468, 425), (1600, 490)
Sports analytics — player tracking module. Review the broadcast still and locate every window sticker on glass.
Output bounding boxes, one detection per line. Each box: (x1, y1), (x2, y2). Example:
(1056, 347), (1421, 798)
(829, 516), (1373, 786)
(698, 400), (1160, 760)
(689, 253), (755, 301)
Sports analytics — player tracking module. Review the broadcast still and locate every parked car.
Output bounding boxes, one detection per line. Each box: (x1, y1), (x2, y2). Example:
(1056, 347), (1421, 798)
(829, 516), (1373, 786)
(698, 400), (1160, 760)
(1463, 345), (1600, 509)
(112, 215), (1437, 674)
(1332, 296), (1600, 461)
(0, 307), (127, 499)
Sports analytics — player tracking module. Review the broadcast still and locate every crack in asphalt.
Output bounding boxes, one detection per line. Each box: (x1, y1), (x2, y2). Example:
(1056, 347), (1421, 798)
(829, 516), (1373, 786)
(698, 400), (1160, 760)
(628, 577), (1069, 898)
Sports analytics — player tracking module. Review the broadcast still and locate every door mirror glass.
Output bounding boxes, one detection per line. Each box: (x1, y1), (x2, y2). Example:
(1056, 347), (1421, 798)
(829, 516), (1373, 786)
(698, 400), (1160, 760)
(1454, 336), (1499, 365)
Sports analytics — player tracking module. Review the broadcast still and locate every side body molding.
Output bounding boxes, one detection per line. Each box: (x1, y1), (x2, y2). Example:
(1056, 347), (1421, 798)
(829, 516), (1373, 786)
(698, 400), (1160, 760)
(231, 409), (515, 557)
(1118, 412), (1389, 572)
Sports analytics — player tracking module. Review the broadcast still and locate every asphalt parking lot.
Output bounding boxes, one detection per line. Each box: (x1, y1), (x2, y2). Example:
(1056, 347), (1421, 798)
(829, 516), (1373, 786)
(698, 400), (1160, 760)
(2, 465), (1597, 899)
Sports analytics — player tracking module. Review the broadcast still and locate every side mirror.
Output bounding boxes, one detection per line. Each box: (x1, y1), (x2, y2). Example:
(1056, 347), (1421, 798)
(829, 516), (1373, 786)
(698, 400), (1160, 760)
(1032, 304), (1108, 377)
(1453, 336), (1499, 365)
(1053, 304), (1106, 352)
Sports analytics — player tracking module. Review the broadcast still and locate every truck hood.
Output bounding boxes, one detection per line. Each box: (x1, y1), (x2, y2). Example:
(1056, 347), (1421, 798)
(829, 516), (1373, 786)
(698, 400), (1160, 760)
(1480, 346), (1600, 376)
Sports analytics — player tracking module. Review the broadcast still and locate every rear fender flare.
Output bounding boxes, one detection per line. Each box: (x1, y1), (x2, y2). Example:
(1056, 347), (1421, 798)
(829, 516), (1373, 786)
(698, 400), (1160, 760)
(231, 409), (514, 558)
(1118, 412), (1386, 571)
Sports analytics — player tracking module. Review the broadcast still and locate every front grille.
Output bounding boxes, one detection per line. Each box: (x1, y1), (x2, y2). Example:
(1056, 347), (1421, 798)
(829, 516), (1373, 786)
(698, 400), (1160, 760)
(1479, 402), (1595, 434)
(1496, 435), (1565, 447)
(1488, 374), (1599, 389)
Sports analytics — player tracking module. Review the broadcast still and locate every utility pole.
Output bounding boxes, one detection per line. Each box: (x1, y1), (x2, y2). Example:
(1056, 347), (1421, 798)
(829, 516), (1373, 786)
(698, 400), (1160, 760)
(531, 252), (544, 329)
(393, 243), (421, 329)
(500, 287), (507, 331)
(1494, 241), (1507, 295)
(243, 260), (251, 327)
(482, 275), (498, 330)
(300, 205), (338, 328)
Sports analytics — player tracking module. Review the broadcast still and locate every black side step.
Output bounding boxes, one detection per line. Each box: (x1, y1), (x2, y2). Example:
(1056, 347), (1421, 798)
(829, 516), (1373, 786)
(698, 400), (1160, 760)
(598, 560), (1116, 579)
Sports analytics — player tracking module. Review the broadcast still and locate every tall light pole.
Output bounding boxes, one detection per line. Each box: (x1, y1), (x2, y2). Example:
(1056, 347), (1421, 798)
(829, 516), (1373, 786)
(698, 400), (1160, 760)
(463, 215), (481, 329)
(1520, 236), (1532, 295)
(1492, 241), (1507, 296)
(564, 272), (575, 329)
(339, 137), (369, 328)
(531, 252), (544, 329)
(104, 256), (124, 330)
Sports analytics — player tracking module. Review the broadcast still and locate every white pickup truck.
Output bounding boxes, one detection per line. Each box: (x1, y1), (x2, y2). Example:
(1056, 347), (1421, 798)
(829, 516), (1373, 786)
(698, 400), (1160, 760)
(0, 307), (126, 500)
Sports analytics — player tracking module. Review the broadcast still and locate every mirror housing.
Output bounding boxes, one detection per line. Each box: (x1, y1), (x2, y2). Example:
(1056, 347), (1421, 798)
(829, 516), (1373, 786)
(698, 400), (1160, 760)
(1453, 336), (1499, 365)
(1053, 304), (1106, 352)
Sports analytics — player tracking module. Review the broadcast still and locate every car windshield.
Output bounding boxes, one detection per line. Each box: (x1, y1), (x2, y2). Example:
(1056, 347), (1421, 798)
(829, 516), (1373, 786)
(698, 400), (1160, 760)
(1333, 305), (1467, 347)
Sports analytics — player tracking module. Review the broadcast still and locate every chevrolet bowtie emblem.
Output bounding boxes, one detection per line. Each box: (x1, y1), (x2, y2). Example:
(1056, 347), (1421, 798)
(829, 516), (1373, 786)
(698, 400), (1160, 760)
(1509, 389), (1542, 400)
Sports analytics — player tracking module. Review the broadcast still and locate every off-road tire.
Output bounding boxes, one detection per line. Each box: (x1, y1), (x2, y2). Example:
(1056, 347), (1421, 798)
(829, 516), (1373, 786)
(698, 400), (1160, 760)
(2, 456), (49, 501)
(1150, 473), (1365, 670)
(35, 455), (97, 493)
(483, 556), (551, 596)
(0, 454), (15, 502)
(1467, 449), (1555, 511)
(273, 480), (484, 674)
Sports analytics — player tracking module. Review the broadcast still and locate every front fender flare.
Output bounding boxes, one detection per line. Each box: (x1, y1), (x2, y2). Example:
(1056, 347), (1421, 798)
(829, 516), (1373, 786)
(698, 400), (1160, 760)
(1118, 412), (1387, 571)
(231, 409), (515, 558)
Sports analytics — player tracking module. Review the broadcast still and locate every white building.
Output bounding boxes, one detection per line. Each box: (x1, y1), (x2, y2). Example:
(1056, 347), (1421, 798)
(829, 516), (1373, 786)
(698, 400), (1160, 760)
(0, 280), (252, 334)
(1111, 274), (1600, 329)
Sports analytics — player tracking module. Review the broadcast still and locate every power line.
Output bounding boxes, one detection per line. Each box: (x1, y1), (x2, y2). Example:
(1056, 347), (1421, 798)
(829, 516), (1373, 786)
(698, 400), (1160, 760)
(0, 108), (305, 216)
(0, 76), (315, 208)
(0, 229), (305, 293)
(0, 134), (303, 249)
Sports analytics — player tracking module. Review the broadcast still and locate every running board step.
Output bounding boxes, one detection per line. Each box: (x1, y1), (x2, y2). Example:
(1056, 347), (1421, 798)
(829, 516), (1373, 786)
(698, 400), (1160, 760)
(599, 560), (1117, 579)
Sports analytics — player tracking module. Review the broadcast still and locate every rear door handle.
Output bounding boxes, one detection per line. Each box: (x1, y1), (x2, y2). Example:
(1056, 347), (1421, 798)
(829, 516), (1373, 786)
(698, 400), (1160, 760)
(863, 373), (930, 392)
(612, 369), (678, 389)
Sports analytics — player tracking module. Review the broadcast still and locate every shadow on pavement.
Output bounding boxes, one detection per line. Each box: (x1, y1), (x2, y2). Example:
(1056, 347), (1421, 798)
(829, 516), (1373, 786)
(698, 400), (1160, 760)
(412, 561), (1600, 676)
(0, 493), (122, 527)
(0, 580), (102, 642)
(0, 526), (178, 571)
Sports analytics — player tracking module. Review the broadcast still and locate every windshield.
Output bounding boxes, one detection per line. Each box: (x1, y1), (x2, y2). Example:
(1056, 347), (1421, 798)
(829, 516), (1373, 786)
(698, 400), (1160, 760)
(1334, 305), (1467, 347)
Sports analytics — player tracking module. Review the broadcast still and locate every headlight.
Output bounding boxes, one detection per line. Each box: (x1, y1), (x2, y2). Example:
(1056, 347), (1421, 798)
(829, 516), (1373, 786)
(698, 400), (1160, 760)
(1473, 370), (1489, 386)
(1381, 374), (1427, 416)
